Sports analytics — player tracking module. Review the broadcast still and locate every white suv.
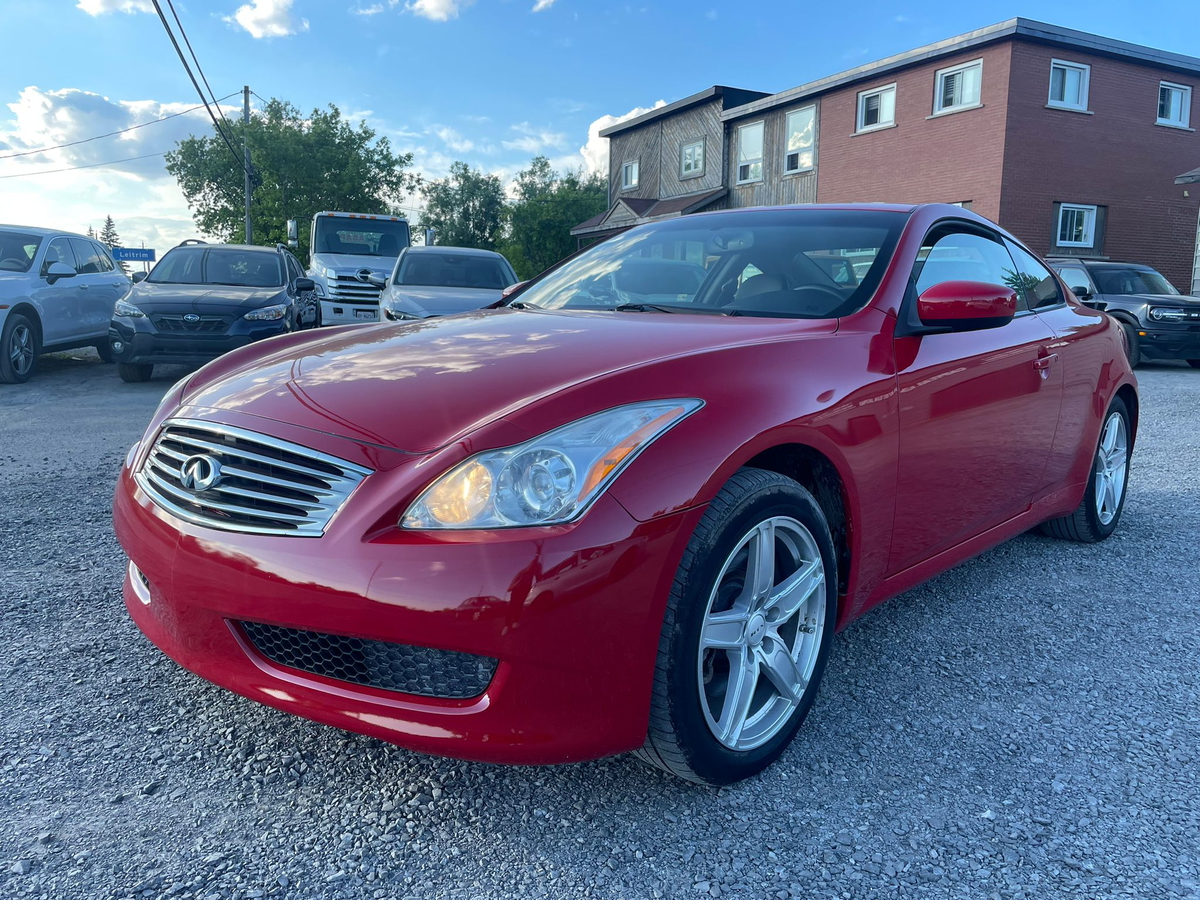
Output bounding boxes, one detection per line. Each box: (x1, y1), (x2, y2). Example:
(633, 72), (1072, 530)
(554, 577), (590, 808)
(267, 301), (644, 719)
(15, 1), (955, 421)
(0, 225), (131, 383)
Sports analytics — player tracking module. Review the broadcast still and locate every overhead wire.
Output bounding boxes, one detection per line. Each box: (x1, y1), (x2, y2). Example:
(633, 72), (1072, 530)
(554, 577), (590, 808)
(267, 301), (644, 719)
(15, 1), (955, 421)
(0, 151), (169, 180)
(163, 0), (240, 150)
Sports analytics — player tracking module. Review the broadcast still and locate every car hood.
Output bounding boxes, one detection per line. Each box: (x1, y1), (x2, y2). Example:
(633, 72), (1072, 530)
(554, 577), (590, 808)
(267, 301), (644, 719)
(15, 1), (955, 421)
(384, 285), (503, 317)
(182, 308), (834, 453)
(131, 282), (286, 313)
(1102, 292), (1200, 305)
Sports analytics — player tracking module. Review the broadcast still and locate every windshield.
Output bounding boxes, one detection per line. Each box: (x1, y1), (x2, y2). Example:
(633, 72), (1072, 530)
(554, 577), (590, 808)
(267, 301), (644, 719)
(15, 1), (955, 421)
(313, 217), (410, 257)
(395, 252), (514, 289)
(0, 230), (44, 273)
(511, 209), (908, 318)
(147, 247), (284, 287)
(1091, 267), (1180, 296)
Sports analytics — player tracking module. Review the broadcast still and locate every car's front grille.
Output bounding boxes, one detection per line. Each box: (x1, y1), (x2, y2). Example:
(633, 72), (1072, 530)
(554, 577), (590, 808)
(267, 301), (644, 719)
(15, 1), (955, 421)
(328, 274), (382, 303)
(152, 314), (232, 334)
(135, 419), (372, 537)
(239, 621), (498, 699)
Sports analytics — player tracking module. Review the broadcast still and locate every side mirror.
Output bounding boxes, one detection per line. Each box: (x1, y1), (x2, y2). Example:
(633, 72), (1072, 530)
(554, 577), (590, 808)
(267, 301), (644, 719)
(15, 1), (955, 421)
(915, 280), (1017, 332)
(293, 277), (315, 293)
(131, 271), (148, 284)
(44, 261), (77, 284)
(1070, 284), (1092, 300)
(424, 227), (437, 247)
(286, 219), (299, 249)
(501, 281), (528, 300)
(366, 273), (387, 289)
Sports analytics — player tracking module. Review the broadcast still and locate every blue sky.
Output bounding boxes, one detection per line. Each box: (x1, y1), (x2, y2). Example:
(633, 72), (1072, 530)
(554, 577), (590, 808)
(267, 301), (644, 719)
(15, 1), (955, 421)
(0, 0), (1195, 249)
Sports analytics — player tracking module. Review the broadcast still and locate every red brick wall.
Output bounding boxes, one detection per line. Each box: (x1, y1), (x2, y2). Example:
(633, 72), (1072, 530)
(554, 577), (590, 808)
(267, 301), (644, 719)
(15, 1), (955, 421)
(815, 44), (1014, 222)
(999, 41), (1199, 290)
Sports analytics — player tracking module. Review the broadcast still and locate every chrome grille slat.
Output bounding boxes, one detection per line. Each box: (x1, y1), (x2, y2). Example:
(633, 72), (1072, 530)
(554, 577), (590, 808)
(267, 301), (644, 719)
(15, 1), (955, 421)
(135, 418), (372, 537)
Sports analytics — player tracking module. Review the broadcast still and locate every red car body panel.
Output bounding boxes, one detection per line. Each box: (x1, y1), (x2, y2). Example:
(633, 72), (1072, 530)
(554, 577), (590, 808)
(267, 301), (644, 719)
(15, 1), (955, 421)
(113, 203), (1136, 764)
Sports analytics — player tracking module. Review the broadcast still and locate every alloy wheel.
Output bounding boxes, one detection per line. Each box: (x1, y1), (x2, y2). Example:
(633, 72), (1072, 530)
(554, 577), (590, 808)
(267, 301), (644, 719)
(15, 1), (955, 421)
(9, 323), (34, 376)
(697, 516), (827, 751)
(1094, 411), (1128, 526)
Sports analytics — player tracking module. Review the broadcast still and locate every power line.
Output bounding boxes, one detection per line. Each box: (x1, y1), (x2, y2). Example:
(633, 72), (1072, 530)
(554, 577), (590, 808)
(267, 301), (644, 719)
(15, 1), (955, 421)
(164, 0), (239, 148)
(0, 151), (168, 180)
(0, 94), (236, 162)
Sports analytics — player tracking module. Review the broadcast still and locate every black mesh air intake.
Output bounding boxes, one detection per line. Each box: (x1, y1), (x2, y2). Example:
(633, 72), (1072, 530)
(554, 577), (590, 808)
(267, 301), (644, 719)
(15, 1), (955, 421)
(239, 621), (497, 699)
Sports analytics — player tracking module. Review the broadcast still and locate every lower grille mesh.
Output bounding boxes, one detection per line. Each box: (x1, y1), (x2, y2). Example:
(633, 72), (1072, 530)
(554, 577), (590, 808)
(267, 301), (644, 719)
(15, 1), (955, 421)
(239, 622), (497, 699)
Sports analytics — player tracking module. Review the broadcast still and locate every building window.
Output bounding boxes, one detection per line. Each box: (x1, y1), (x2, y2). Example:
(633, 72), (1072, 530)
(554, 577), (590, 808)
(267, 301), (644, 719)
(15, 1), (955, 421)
(949, 201), (974, 210)
(856, 84), (896, 132)
(1056, 203), (1098, 248)
(736, 121), (764, 184)
(784, 106), (816, 173)
(1048, 60), (1090, 111)
(933, 59), (982, 113)
(680, 139), (705, 178)
(1158, 81), (1192, 128)
(621, 160), (638, 191)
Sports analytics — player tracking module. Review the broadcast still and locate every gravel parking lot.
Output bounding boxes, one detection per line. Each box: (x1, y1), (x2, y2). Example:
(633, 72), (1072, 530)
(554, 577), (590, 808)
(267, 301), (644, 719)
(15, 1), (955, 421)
(2, 351), (1198, 900)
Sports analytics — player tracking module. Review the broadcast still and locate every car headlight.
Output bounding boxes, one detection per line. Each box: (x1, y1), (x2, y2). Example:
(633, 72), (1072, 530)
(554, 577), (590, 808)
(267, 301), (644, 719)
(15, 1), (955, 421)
(383, 305), (419, 321)
(244, 303), (289, 321)
(114, 298), (145, 318)
(1149, 307), (1186, 322)
(401, 399), (703, 529)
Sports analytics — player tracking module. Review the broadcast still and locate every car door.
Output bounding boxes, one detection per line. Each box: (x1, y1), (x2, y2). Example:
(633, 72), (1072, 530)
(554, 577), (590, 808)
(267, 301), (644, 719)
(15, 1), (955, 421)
(31, 237), (84, 345)
(1053, 263), (1096, 303)
(70, 239), (126, 340)
(889, 223), (1064, 573)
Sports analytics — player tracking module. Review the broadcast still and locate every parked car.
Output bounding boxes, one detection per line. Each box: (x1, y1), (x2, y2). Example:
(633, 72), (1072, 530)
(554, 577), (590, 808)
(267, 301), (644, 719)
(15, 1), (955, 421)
(1047, 258), (1200, 367)
(0, 224), (131, 383)
(109, 241), (318, 383)
(114, 204), (1137, 785)
(378, 246), (518, 320)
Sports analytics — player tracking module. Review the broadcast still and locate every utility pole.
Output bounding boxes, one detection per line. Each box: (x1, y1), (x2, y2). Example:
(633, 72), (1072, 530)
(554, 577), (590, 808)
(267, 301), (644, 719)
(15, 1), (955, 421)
(243, 85), (252, 244)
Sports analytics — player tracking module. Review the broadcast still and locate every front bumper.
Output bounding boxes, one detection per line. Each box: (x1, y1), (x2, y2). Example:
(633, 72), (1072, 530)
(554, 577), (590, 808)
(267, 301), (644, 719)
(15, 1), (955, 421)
(113, 429), (701, 764)
(110, 317), (291, 366)
(1137, 325), (1200, 361)
(319, 300), (380, 326)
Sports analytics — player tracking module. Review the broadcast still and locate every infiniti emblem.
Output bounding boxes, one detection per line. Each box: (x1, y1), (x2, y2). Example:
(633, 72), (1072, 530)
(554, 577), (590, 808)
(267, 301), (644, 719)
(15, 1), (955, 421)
(179, 454), (222, 492)
(355, 268), (373, 283)
(183, 313), (201, 323)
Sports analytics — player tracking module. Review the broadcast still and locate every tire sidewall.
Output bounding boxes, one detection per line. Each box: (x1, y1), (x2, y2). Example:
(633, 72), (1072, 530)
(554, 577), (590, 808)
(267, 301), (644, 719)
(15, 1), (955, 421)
(1119, 322), (1141, 368)
(1, 313), (38, 384)
(1082, 396), (1131, 538)
(666, 478), (838, 784)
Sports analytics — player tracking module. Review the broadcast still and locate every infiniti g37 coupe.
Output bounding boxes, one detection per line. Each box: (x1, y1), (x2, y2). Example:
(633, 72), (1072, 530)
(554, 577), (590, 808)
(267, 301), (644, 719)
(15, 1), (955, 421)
(113, 204), (1136, 784)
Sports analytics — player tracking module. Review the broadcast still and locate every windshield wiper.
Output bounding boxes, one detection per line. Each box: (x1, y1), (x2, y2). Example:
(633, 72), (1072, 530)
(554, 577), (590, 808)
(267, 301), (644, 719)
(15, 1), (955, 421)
(613, 302), (685, 314)
(506, 300), (542, 310)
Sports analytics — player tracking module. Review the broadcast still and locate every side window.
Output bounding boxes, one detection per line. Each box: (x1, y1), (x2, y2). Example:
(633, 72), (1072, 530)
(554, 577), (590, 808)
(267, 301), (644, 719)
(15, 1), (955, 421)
(93, 242), (115, 272)
(40, 238), (78, 276)
(1006, 241), (1064, 310)
(286, 255), (302, 282)
(913, 227), (1027, 311)
(69, 239), (104, 275)
(1055, 265), (1093, 295)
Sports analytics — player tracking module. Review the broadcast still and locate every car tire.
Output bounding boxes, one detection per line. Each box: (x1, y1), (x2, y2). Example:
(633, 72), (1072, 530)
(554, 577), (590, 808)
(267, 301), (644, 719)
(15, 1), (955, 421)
(1118, 321), (1141, 368)
(0, 313), (39, 384)
(635, 467), (838, 785)
(1187, 359), (1200, 369)
(117, 362), (154, 383)
(1040, 395), (1131, 543)
(94, 340), (116, 364)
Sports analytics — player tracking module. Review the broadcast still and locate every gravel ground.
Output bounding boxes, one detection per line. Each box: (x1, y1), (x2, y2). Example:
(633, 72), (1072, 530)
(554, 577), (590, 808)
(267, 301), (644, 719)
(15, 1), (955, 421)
(1, 351), (1198, 900)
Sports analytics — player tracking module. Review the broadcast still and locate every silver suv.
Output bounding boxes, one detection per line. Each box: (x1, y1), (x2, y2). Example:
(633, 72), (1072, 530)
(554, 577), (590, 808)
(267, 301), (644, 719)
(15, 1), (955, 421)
(0, 225), (131, 383)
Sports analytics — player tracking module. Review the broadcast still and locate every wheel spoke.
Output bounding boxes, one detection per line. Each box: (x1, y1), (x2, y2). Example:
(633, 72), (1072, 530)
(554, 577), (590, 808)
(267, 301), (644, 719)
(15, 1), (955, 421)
(1104, 474), (1118, 514)
(717, 650), (759, 745)
(702, 609), (748, 650)
(757, 634), (805, 703)
(743, 521), (776, 604)
(763, 558), (823, 623)
(1101, 417), (1118, 455)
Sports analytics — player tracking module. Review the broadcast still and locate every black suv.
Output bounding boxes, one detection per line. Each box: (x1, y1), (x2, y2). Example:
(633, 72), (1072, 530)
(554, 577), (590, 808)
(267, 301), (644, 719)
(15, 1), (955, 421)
(1047, 258), (1200, 368)
(109, 241), (319, 383)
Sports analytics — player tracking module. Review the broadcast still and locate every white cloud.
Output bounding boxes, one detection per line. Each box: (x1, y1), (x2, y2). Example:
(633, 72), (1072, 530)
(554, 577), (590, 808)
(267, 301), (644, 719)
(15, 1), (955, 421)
(353, 3), (386, 14)
(532, 0), (556, 11)
(76, 0), (153, 14)
(224, 0), (309, 38)
(434, 126), (474, 153)
(405, 0), (471, 21)
(579, 101), (665, 175)
(501, 122), (568, 153)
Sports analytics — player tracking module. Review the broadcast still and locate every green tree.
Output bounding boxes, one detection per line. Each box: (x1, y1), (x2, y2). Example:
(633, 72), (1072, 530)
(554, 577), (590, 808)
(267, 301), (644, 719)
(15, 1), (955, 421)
(500, 156), (607, 280)
(419, 161), (506, 250)
(165, 99), (416, 260)
(99, 215), (129, 273)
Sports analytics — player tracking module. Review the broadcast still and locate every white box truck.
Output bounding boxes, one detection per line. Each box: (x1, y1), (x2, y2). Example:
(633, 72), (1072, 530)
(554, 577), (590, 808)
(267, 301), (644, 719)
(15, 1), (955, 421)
(299, 211), (411, 326)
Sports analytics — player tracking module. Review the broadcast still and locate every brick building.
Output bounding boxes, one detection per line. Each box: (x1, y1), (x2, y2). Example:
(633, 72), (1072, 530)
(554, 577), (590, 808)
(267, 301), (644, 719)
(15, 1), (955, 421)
(573, 19), (1200, 291)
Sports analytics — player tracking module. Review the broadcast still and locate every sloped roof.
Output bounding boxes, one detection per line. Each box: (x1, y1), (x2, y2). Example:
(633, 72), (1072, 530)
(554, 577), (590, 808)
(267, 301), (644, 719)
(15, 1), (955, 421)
(571, 189), (727, 236)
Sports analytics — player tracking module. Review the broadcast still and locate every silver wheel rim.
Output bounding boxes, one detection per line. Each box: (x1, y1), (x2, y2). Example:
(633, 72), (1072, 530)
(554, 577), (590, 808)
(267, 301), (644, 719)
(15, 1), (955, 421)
(697, 515), (827, 752)
(1094, 412), (1128, 526)
(9, 323), (34, 376)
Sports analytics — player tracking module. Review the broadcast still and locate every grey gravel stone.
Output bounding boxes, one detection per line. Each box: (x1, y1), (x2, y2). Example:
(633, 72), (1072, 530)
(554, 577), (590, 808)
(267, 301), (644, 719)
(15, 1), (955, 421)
(1, 352), (1198, 900)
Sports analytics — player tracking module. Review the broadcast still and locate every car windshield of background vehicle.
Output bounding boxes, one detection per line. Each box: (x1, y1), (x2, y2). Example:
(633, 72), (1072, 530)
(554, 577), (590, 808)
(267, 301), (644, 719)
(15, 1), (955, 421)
(313, 218), (411, 257)
(147, 248), (284, 288)
(0, 230), (44, 273)
(396, 254), (513, 290)
(510, 209), (908, 319)
(1091, 267), (1181, 296)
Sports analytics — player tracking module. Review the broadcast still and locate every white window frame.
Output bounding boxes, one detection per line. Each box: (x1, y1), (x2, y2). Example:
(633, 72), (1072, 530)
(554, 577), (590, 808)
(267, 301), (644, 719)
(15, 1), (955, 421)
(736, 121), (764, 185)
(856, 84), (897, 133)
(783, 105), (816, 174)
(933, 59), (983, 114)
(680, 138), (705, 179)
(1048, 59), (1091, 112)
(1056, 203), (1098, 248)
(621, 159), (639, 191)
(1157, 81), (1192, 128)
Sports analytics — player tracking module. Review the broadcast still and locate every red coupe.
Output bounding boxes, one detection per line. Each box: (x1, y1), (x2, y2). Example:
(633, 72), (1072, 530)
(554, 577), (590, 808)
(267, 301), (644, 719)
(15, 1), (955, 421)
(114, 204), (1136, 784)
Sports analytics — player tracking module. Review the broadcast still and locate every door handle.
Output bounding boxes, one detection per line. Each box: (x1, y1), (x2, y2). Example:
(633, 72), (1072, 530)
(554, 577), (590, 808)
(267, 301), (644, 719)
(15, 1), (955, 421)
(79, 283), (90, 290)
(1033, 353), (1058, 370)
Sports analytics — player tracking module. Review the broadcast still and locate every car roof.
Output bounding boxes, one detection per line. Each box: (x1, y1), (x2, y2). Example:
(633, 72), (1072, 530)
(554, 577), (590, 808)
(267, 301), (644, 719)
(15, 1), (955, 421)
(1046, 258), (1155, 270)
(169, 242), (281, 254)
(0, 223), (102, 240)
(404, 246), (506, 259)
